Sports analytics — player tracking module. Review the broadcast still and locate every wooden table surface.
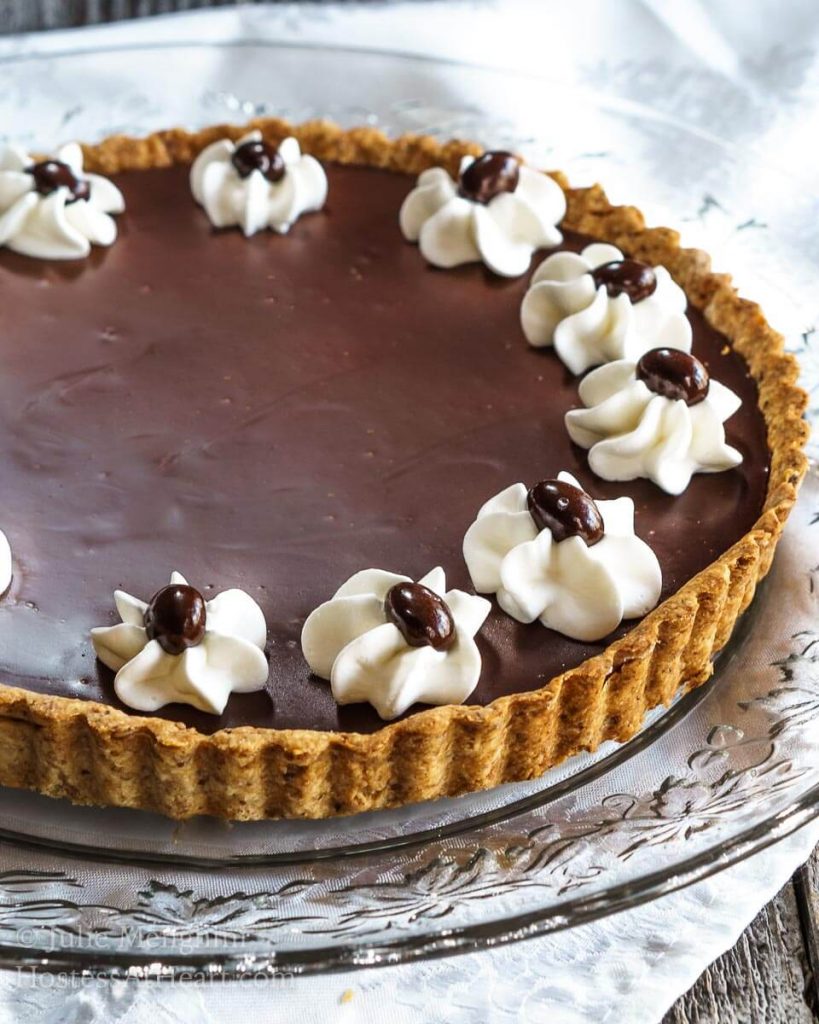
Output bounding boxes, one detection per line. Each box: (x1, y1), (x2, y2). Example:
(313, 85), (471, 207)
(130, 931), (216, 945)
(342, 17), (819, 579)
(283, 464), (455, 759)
(661, 850), (819, 1023)
(0, 0), (269, 33)
(2, 2), (818, 1021)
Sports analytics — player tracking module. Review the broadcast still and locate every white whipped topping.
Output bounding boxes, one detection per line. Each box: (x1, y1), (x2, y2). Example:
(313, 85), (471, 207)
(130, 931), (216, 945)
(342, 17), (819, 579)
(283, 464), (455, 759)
(91, 571), (268, 715)
(463, 471), (661, 642)
(0, 530), (11, 596)
(520, 243), (692, 374)
(565, 359), (743, 495)
(0, 143), (124, 260)
(399, 155), (566, 278)
(190, 131), (327, 236)
(301, 567), (491, 720)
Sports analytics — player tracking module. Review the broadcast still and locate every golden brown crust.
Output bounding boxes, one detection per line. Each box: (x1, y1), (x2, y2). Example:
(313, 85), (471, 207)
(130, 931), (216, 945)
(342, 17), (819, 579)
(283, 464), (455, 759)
(0, 119), (807, 820)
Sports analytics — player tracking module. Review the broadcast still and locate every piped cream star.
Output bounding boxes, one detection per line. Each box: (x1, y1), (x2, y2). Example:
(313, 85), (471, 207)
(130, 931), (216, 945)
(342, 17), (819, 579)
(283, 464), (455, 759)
(463, 472), (662, 642)
(301, 567), (490, 720)
(0, 142), (124, 259)
(91, 572), (268, 715)
(399, 155), (565, 278)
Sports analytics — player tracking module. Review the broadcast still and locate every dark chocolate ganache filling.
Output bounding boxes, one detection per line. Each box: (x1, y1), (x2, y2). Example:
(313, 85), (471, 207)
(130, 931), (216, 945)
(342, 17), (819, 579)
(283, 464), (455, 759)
(0, 163), (769, 734)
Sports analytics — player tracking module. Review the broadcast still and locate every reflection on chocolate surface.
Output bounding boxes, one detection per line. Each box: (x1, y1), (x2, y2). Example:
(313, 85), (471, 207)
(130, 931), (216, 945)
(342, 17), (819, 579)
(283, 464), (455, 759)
(0, 162), (769, 734)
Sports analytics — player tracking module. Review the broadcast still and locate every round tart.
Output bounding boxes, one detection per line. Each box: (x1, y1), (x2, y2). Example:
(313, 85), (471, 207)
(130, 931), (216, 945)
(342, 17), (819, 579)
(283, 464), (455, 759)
(0, 120), (807, 820)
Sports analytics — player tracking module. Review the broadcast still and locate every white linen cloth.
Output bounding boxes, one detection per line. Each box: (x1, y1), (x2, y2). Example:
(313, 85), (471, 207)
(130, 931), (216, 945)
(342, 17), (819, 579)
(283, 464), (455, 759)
(0, 2), (818, 1021)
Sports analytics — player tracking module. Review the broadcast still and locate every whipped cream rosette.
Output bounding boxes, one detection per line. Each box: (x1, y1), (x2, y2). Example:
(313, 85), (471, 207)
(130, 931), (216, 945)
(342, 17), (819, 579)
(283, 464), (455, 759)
(190, 130), (327, 236)
(565, 348), (743, 495)
(521, 243), (691, 374)
(91, 572), (268, 714)
(463, 472), (661, 642)
(301, 567), (491, 720)
(0, 142), (124, 259)
(399, 150), (566, 278)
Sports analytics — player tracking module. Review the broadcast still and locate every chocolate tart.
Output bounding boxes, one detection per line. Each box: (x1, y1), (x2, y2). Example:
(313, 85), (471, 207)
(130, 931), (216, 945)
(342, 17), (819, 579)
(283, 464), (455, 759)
(0, 120), (807, 820)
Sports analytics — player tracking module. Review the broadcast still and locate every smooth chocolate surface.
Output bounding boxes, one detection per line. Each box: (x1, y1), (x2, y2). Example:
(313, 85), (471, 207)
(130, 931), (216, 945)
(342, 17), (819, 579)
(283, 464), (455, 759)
(0, 163), (769, 734)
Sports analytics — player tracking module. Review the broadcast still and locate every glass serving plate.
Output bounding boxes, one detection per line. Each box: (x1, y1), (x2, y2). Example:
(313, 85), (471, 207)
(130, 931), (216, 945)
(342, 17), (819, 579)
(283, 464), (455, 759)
(0, 40), (817, 979)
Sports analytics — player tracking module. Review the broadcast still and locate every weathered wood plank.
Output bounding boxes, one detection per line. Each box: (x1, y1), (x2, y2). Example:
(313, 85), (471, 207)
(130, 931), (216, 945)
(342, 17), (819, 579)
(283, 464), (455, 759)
(663, 880), (814, 1024)
(794, 846), (819, 1017)
(0, 0), (246, 33)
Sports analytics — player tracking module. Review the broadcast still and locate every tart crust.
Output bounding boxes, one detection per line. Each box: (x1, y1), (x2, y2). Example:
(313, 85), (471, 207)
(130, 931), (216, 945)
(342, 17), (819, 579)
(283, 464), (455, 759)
(0, 120), (807, 820)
